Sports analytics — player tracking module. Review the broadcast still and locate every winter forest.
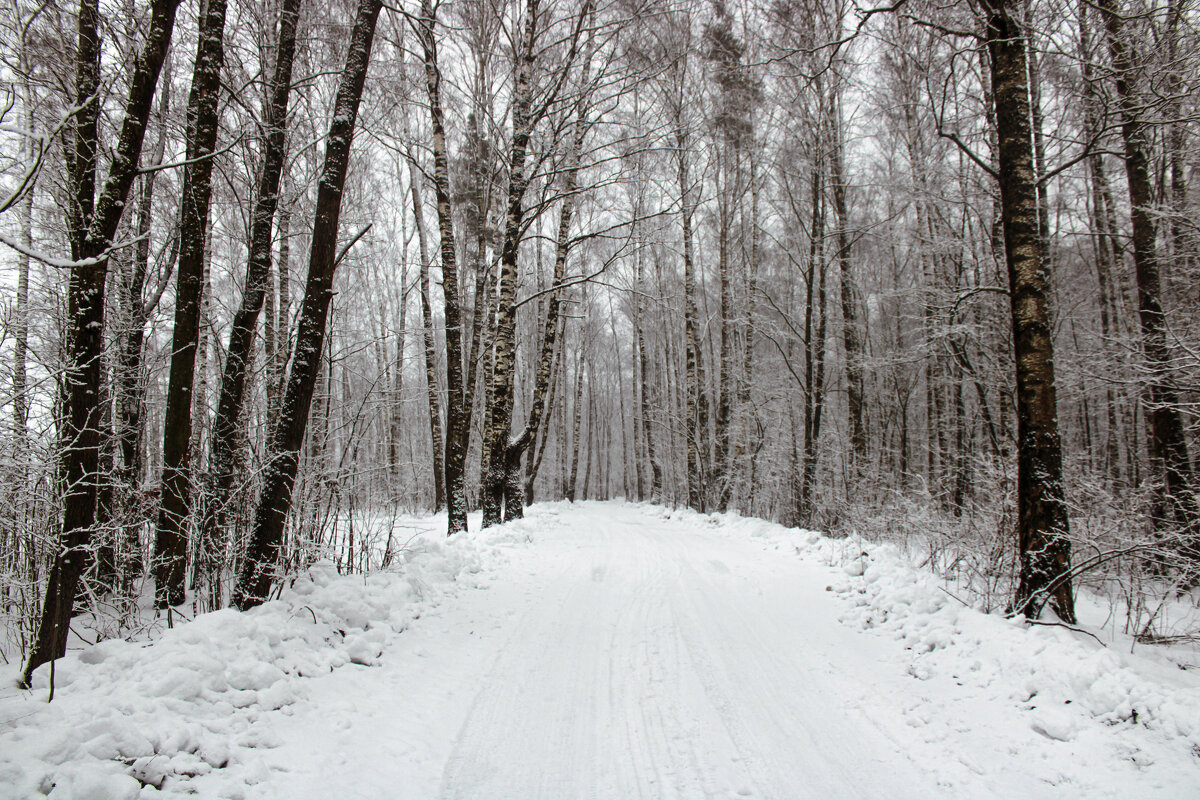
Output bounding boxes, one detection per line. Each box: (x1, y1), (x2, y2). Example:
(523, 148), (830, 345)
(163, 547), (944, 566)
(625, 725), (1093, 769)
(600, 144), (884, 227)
(1, 0), (1199, 794)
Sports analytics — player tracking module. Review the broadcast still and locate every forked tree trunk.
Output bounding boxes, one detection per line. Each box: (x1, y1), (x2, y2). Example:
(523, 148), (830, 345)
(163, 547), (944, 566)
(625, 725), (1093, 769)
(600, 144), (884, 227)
(22, 0), (180, 686)
(503, 99), (588, 521)
(197, 0), (299, 607)
(483, 0), (591, 526)
(233, 0), (382, 609)
(481, 0), (537, 528)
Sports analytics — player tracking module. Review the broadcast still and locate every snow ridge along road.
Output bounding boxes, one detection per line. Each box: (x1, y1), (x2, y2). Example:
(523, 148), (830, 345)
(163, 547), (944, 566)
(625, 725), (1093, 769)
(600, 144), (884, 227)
(3, 501), (1197, 798)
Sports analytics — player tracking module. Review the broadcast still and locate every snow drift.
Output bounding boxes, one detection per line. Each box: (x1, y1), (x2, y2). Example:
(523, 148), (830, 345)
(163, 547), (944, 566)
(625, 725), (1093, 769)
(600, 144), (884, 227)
(706, 510), (1200, 774)
(0, 528), (492, 799)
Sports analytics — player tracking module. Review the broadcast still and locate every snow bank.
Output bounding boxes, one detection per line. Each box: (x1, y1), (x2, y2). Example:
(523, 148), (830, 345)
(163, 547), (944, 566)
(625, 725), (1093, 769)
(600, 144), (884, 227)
(0, 526), (497, 799)
(703, 509), (1200, 759)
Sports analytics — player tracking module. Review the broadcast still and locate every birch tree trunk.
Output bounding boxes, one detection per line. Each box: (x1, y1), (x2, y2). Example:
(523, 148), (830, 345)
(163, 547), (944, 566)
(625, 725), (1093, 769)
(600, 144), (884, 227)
(408, 157), (446, 511)
(979, 0), (1075, 622)
(503, 71), (592, 520)
(417, 0), (469, 534)
(481, 0), (537, 528)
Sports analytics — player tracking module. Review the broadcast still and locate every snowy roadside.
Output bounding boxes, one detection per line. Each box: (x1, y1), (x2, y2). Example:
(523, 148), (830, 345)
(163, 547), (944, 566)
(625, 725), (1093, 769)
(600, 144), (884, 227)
(683, 507), (1200, 787)
(0, 516), (530, 800)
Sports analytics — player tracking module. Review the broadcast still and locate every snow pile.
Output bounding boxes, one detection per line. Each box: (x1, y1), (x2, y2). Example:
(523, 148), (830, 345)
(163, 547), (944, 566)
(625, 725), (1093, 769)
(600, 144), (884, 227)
(0, 527), (495, 799)
(829, 544), (1199, 739)
(711, 510), (1200, 757)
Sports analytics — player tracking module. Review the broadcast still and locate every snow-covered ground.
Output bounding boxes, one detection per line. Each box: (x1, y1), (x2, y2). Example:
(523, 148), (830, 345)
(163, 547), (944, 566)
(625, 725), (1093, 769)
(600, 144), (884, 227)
(1, 501), (1198, 799)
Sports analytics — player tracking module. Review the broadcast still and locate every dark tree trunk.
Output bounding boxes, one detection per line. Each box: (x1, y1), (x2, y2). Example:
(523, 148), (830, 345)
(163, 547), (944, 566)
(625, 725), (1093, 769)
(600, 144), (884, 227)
(22, 0), (180, 686)
(798, 149), (827, 527)
(1078, 0), (1124, 487)
(582, 377), (597, 499)
(636, 230), (662, 502)
(154, 0), (228, 608)
(737, 146), (761, 510)
(526, 321), (564, 502)
(88, 357), (118, 596)
(980, 0), (1075, 622)
(388, 272), (408, 499)
(1162, 0), (1194, 288)
(116, 37), (176, 605)
(233, 0), (382, 609)
(712, 137), (733, 512)
(9, 66), (34, 577)
(197, 0), (299, 608)
(114, 89), (166, 588)
(568, 338), (586, 501)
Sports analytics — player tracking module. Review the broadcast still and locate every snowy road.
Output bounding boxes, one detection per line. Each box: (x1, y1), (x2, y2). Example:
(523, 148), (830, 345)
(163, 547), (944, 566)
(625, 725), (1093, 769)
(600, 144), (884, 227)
(5, 502), (1196, 799)
(431, 506), (941, 800)
(252, 502), (1170, 800)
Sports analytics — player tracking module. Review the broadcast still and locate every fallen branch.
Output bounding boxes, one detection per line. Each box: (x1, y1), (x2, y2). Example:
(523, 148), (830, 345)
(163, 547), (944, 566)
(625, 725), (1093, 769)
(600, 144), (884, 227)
(1025, 618), (1108, 648)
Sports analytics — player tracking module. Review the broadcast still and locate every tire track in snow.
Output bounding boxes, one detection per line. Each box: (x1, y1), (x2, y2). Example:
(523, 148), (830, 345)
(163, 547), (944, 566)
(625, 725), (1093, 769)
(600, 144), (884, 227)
(664, 528), (941, 799)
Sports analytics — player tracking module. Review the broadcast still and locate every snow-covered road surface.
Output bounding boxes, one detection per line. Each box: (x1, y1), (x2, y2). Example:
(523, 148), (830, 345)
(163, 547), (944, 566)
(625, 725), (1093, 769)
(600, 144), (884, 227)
(251, 503), (1197, 800)
(435, 509), (937, 799)
(4, 502), (1197, 799)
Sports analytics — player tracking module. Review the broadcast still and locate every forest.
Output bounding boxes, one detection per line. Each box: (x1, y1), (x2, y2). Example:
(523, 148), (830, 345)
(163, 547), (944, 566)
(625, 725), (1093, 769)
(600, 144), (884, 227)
(0, 0), (1197, 691)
